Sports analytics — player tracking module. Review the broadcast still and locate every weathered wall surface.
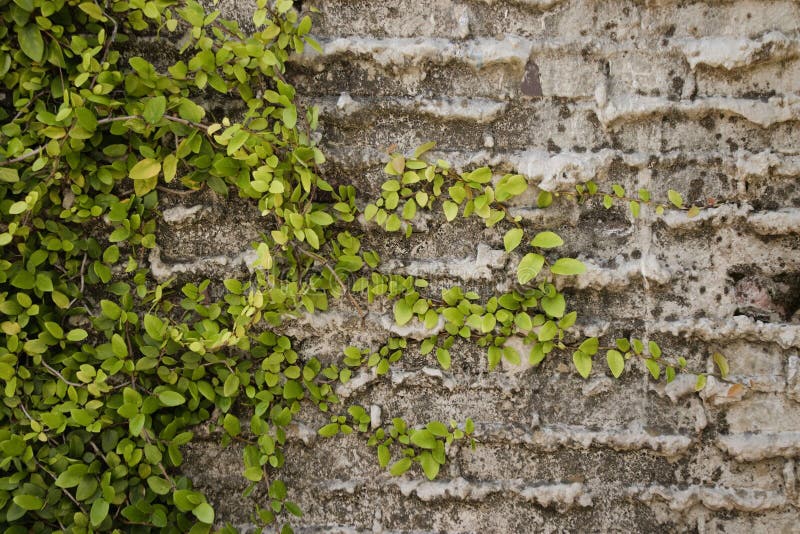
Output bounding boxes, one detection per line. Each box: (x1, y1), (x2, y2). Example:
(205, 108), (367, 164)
(162, 0), (800, 531)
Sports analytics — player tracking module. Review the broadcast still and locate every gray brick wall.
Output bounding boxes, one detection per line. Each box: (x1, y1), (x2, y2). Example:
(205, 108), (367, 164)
(160, 0), (800, 531)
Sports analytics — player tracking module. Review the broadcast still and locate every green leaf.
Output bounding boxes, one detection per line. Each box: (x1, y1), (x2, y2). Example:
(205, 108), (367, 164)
(193, 502), (215, 524)
(223, 373), (240, 397)
(143, 314), (164, 340)
(426, 421), (448, 437)
(530, 231), (563, 248)
(606, 350), (624, 378)
(517, 253), (544, 284)
(695, 374), (707, 391)
(130, 413), (145, 436)
(540, 293), (566, 318)
(409, 429), (437, 449)
(282, 105), (297, 129)
(318, 423), (339, 437)
(9, 201), (28, 215)
(223, 413), (241, 436)
(414, 141), (436, 158)
(377, 445), (391, 467)
(529, 344), (545, 366)
(283, 379), (303, 399)
(515, 312), (532, 331)
(147, 476), (172, 495)
(668, 189), (683, 208)
(578, 337), (599, 356)
(503, 228), (523, 252)
(393, 299), (413, 326)
(443, 201), (458, 222)
(713, 352), (729, 378)
(0, 168), (19, 183)
(419, 452), (440, 480)
(90, 498), (109, 526)
(158, 390), (186, 407)
(644, 359), (661, 380)
(389, 457), (412, 476)
(129, 158), (161, 181)
(495, 174), (527, 201)
(648, 340), (661, 359)
(550, 258), (586, 276)
(436, 348), (451, 370)
(629, 200), (640, 218)
(308, 211), (334, 226)
(19, 24), (44, 62)
(143, 96), (167, 124)
(465, 167), (492, 184)
(538, 320), (557, 342)
(13, 494), (43, 510)
(573, 350), (592, 379)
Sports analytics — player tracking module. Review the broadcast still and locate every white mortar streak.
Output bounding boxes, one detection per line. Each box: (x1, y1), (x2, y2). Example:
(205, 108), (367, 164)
(676, 32), (800, 70)
(392, 477), (590, 508)
(148, 245), (259, 282)
(161, 204), (207, 224)
(651, 316), (800, 349)
(476, 422), (693, 456)
(717, 432), (800, 461)
(377, 244), (506, 281)
(631, 484), (787, 512)
(595, 94), (800, 129)
(319, 95), (508, 124)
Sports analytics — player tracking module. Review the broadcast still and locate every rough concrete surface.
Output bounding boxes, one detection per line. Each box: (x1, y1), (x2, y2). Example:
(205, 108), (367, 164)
(158, 0), (800, 531)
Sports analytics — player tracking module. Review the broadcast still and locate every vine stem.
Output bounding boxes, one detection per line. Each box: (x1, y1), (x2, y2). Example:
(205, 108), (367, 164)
(0, 145), (47, 166)
(36, 460), (88, 514)
(41, 360), (83, 388)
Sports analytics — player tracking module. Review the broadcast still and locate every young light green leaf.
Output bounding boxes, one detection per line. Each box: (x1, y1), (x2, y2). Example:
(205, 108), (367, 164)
(158, 390), (186, 407)
(193, 502), (215, 524)
(540, 293), (566, 318)
(443, 201), (458, 222)
(550, 258), (586, 276)
(436, 348), (451, 370)
(648, 340), (661, 359)
(644, 359), (660, 380)
(143, 96), (167, 124)
(393, 299), (413, 326)
(318, 423), (339, 437)
(90, 498), (109, 527)
(573, 350), (592, 379)
(530, 231), (563, 248)
(712, 352), (729, 378)
(409, 429), (437, 449)
(389, 457), (412, 476)
(503, 228), (524, 252)
(668, 189), (683, 208)
(606, 350), (624, 378)
(695, 374), (707, 391)
(129, 158), (161, 181)
(517, 253), (544, 284)
(419, 452), (440, 480)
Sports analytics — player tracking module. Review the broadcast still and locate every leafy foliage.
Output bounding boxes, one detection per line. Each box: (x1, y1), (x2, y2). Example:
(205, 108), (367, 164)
(0, 0), (730, 531)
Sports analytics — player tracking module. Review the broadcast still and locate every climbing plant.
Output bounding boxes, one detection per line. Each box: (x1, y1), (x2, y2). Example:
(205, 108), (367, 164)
(0, 0), (729, 532)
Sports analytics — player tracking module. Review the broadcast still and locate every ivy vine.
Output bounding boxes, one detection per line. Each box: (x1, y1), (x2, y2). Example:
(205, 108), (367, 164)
(0, 0), (729, 532)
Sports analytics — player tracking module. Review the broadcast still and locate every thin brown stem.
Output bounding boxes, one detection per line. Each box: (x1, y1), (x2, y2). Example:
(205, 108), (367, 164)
(0, 145), (47, 166)
(41, 360), (83, 388)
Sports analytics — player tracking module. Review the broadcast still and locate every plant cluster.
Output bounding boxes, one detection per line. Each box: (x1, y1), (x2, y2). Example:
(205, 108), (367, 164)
(0, 0), (729, 532)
